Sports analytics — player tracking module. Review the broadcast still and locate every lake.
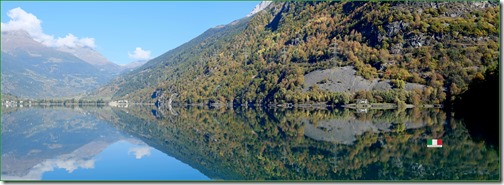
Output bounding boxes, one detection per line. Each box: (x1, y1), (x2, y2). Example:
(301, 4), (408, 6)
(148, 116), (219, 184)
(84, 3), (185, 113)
(1, 106), (499, 181)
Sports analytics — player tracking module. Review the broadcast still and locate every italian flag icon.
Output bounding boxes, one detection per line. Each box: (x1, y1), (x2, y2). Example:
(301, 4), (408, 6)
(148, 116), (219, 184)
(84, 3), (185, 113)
(427, 139), (442, 148)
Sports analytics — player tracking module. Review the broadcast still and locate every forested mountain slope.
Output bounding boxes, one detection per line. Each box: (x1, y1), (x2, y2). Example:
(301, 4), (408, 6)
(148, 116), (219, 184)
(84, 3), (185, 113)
(91, 17), (252, 100)
(97, 1), (499, 106)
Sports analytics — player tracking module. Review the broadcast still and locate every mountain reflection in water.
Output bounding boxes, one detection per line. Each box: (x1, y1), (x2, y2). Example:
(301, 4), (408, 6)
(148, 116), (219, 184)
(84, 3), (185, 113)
(1, 106), (499, 181)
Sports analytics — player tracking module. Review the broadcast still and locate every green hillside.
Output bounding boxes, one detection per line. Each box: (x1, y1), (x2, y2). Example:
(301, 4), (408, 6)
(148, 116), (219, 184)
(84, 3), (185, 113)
(98, 1), (499, 106)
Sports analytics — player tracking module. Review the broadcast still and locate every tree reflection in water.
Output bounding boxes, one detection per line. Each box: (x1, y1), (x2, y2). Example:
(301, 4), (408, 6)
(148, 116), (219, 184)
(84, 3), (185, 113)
(110, 106), (499, 180)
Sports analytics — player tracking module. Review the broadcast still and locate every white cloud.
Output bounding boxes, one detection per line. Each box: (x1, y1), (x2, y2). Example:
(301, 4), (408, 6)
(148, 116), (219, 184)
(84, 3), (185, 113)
(54, 34), (96, 48)
(128, 47), (151, 60)
(1, 7), (43, 36)
(1, 7), (96, 48)
(55, 34), (78, 48)
(78, 37), (96, 48)
(128, 146), (151, 159)
(1, 157), (96, 180)
(52, 158), (95, 173)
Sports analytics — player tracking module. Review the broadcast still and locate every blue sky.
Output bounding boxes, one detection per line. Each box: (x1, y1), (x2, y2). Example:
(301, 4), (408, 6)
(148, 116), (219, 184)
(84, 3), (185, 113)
(1, 1), (260, 65)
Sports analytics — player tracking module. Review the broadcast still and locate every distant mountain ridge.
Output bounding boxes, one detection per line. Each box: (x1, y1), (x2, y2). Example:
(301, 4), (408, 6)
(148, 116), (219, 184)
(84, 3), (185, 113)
(1, 30), (108, 98)
(1, 30), (147, 98)
(57, 46), (122, 75)
(120, 60), (148, 72)
(57, 46), (145, 74)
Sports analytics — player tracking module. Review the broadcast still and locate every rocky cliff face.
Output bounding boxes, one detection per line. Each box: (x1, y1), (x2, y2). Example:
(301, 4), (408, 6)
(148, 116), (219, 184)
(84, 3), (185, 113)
(247, 1), (272, 17)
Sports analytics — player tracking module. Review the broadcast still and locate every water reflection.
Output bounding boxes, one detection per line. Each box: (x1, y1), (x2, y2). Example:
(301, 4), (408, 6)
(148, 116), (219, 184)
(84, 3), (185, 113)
(1, 106), (499, 181)
(1, 107), (209, 180)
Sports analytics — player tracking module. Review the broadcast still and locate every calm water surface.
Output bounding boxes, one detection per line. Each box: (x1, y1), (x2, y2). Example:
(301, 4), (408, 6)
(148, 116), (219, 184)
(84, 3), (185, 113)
(1, 106), (499, 181)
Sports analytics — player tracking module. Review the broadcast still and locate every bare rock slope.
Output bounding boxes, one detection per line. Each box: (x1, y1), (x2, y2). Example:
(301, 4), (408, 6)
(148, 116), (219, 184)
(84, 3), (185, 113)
(303, 66), (424, 93)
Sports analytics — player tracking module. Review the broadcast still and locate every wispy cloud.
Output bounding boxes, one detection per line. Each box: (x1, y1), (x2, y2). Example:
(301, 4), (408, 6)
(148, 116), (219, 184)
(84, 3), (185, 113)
(128, 47), (151, 60)
(1, 7), (96, 48)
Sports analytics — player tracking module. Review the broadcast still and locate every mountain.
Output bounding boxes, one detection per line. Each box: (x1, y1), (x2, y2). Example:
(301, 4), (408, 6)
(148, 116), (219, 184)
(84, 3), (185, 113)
(246, 1), (272, 17)
(1, 30), (114, 98)
(57, 46), (122, 75)
(119, 60), (148, 72)
(58, 46), (146, 74)
(95, 2), (499, 106)
(90, 15), (253, 100)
